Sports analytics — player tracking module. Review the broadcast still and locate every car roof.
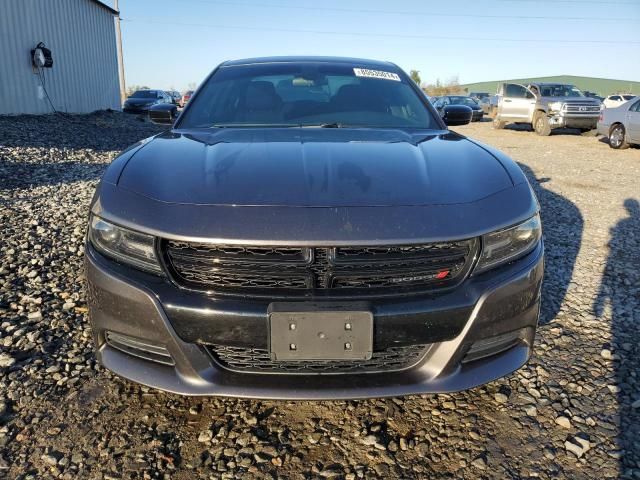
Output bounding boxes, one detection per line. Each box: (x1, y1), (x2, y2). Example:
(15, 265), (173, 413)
(220, 56), (397, 69)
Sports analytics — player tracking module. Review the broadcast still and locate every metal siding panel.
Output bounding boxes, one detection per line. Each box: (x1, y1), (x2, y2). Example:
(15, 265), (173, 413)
(0, 0), (120, 114)
(1, 0), (30, 114)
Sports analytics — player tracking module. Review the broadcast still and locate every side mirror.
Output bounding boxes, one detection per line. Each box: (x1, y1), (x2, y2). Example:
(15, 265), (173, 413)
(149, 103), (177, 125)
(442, 105), (472, 126)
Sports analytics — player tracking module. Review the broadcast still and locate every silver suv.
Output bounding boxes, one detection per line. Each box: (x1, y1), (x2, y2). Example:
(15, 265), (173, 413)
(493, 82), (601, 136)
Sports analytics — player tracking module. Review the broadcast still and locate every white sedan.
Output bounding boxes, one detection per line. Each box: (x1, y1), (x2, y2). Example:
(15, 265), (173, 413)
(603, 94), (636, 109)
(597, 97), (640, 149)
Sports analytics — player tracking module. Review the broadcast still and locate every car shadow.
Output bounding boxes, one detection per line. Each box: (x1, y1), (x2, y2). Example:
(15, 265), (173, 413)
(592, 198), (640, 474)
(549, 128), (587, 136)
(517, 163), (583, 326)
(503, 123), (595, 136)
(504, 123), (534, 132)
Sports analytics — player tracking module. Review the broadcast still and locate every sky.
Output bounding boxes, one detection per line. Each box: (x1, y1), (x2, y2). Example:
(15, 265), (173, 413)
(113, 0), (640, 92)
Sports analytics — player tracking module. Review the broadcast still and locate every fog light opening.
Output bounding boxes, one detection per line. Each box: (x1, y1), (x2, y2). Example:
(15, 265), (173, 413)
(462, 329), (526, 364)
(105, 331), (175, 366)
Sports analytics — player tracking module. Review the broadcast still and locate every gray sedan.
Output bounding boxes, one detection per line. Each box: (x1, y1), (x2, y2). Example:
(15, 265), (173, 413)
(85, 56), (543, 399)
(597, 96), (640, 149)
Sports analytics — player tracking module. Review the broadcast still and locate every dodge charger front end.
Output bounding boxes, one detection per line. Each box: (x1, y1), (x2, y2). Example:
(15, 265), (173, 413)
(85, 57), (544, 399)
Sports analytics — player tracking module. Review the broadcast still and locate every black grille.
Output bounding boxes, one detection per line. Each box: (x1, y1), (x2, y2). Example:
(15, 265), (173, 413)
(206, 344), (429, 373)
(163, 239), (478, 296)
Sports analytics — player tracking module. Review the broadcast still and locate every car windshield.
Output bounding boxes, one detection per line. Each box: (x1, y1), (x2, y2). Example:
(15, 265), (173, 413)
(130, 90), (157, 99)
(538, 84), (584, 97)
(622, 95), (636, 100)
(179, 63), (438, 129)
(449, 96), (478, 107)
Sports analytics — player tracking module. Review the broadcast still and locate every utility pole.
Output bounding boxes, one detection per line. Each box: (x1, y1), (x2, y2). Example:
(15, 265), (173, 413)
(114, 0), (126, 105)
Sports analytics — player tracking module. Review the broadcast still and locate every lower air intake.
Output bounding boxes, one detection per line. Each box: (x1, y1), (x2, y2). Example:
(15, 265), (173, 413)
(105, 331), (174, 366)
(462, 329), (525, 364)
(206, 343), (429, 374)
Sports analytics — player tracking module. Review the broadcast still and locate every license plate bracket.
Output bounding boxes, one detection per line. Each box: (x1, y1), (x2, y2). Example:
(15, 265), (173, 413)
(269, 303), (373, 361)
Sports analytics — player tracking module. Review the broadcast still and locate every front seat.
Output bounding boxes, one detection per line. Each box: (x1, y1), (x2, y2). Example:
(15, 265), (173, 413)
(241, 81), (283, 123)
(331, 84), (385, 113)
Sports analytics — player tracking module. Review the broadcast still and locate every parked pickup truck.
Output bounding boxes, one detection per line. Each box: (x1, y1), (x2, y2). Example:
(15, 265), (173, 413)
(493, 82), (601, 135)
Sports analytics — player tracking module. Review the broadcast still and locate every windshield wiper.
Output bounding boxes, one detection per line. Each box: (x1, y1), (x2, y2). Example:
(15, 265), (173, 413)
(299, 122), (344, 128)
(209, 123), (298, 128)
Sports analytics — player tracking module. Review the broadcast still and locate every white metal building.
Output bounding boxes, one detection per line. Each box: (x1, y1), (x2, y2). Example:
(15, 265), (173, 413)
(0, 0), (121, 114)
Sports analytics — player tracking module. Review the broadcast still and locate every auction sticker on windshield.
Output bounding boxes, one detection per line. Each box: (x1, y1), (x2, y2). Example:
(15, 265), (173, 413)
(353, 68), (401, 81)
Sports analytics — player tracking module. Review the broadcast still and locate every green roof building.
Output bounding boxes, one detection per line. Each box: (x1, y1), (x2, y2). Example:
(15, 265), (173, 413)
(461, 75), (639, 97)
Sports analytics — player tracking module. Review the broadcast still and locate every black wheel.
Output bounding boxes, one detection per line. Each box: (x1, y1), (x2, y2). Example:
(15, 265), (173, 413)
(534, 112), (551, 136)
(609, 124), (629, 149)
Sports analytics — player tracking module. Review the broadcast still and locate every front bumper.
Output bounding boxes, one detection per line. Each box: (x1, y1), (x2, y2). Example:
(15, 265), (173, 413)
(471, 110), (484, 121)
(597, 121), (610, 137)
(85, 242), (544, 400)
(549, 113), (598, 130)
(123, 105), (152, 113)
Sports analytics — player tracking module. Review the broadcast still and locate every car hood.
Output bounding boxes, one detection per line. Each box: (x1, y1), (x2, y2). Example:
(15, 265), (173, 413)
(116, 128), (514, 207)
(539, 96), (600, 105)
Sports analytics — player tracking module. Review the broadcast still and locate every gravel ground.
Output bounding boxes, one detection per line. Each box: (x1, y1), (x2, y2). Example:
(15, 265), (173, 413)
(0, 113), (639, 479)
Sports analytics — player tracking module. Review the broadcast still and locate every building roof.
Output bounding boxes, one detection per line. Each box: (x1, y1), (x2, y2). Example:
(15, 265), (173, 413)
(90, 0), (118, 15)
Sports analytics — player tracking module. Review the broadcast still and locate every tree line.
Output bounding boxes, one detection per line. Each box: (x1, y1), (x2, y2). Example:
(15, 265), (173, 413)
(409, 70), (466, 96)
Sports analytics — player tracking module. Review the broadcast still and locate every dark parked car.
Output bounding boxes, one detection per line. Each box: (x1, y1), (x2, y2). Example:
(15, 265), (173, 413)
(86, 57), (543, 399)
(123, 89), (173, 113)
(168, 90), (181, 105)
(469, 92), (490, 101)
(434, 95), (484, 121)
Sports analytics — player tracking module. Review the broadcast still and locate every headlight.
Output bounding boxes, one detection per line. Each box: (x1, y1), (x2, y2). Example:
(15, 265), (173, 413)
(475, 214), (541, 273)
(548, 102), (563, 112)
(88, 215), (162, 274)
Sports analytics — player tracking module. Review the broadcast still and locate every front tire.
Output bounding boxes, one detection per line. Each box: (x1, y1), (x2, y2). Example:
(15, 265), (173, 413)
(534, 112), (551, 136)
(493, 116), (506, 129)
(609, 124), (629, 149)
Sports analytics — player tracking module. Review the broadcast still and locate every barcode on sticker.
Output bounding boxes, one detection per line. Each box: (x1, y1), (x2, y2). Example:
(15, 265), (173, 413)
(353, 68), (401, 81)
